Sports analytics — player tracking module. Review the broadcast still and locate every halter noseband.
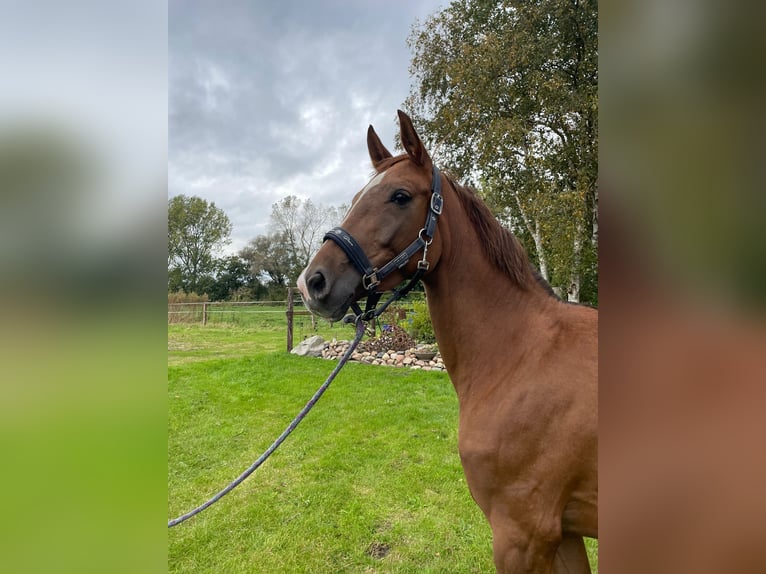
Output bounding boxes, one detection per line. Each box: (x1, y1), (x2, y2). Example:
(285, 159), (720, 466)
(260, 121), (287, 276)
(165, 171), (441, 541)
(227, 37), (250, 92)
(323, 165), (443, 321)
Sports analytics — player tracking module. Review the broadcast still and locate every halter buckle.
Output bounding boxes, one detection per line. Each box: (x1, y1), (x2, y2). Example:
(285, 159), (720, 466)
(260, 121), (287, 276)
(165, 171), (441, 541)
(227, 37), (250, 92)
(362, 270), (380, 291)
(430, 192), (443, 215)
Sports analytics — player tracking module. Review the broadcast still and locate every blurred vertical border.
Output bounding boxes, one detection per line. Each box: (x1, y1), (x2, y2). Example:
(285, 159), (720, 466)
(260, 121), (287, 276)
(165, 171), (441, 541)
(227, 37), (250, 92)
(0, 1), (167, 572)
(601, 0), (766, 572)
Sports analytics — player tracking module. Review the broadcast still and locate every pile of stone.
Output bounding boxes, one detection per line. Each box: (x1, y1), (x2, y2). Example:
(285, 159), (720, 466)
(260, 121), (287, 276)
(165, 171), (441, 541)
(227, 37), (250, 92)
(322, 338), (445, 372)
(357, 323), (415, 353)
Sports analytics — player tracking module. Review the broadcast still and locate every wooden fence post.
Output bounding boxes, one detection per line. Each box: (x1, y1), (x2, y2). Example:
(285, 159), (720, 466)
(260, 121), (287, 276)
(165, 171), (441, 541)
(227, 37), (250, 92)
(202, 302), (208, 326)
(286, 287), (294, 352)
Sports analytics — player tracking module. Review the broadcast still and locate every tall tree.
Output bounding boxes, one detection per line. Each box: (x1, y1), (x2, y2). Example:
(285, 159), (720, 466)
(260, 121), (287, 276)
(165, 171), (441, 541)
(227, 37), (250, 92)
(406, 0), (597, 303)
(239, 198), (346, 298)
(239, 232), (296, 289)
(206, 255), (254, 301)
(269, 196), (345, 275)
(168, 195), (232, 294)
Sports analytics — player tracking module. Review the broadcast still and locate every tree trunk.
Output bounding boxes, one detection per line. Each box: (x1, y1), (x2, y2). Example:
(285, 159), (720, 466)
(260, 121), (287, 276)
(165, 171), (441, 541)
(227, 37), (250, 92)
(533, 219), (549, 282)
(567, 220), (584, 303)
(591, 183), (598, 249)
(514, 194), (549, 281)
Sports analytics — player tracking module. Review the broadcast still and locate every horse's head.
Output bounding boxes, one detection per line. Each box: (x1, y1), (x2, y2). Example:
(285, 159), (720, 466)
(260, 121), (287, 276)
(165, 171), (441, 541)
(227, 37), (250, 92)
(297, 110), (444, 321)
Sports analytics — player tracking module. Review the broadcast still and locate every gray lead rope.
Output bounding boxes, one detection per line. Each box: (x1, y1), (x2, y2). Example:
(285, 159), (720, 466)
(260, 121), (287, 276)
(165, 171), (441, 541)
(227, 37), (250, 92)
(168, 318), (366, 528)
(170, 166), (443, 528)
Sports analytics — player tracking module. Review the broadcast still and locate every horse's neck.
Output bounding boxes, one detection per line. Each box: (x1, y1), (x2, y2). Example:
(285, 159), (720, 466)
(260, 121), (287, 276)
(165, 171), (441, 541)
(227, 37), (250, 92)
(423, 213), (553, 397)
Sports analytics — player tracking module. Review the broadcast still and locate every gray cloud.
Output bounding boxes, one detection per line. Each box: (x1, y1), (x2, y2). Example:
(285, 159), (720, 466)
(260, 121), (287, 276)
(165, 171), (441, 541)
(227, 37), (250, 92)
(169, 0), (447, 253)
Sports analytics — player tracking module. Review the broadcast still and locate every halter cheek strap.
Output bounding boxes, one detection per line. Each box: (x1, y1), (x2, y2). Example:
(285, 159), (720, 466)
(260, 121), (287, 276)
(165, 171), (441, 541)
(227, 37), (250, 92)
(323, 165), (443, 320)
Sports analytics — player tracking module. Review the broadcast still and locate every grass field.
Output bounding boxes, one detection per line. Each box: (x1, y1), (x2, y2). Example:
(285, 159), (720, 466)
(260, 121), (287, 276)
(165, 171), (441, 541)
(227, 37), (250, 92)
(168, 321), (597, 572)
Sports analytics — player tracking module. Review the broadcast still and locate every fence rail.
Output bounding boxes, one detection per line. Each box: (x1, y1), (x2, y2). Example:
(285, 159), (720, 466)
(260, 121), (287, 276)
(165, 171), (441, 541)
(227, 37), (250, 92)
(169, 301), (293, 323)
(168, 291), (428, 351)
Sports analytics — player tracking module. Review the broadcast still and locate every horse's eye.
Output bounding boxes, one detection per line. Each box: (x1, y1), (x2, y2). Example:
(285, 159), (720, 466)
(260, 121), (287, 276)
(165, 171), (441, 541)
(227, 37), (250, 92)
(390, 190), (411, 206)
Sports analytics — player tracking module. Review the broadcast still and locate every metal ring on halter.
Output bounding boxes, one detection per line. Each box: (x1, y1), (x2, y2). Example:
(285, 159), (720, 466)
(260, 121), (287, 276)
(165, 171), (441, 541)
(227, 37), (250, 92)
(418, 227), (434, 245)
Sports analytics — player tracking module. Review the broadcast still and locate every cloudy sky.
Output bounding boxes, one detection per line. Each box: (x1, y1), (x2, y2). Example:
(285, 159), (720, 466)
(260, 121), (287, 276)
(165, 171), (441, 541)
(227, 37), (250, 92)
(169, 0), (449, 255)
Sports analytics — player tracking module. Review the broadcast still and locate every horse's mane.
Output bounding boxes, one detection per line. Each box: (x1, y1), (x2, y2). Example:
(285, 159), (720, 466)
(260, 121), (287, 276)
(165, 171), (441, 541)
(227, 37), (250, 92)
(373, 156), (556, 296)
(445, 173), (541, 291)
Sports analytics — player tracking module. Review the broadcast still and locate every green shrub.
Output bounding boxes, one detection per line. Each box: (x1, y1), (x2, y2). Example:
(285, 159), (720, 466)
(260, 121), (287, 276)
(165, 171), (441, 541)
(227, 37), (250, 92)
(407, 299), (435, 344)
(168, 291), (208, 304)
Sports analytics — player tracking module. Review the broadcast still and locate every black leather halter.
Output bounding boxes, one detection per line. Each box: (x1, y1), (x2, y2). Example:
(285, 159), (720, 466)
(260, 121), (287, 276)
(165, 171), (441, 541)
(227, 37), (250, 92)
(323, 165), (444, 320)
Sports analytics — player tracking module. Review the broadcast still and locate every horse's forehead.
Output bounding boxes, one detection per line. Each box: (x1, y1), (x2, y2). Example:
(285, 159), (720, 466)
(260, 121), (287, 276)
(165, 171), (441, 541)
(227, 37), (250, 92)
(346, 170), (389, 219)
(359, 170), (388, 199)
(353, 163), (418, 203)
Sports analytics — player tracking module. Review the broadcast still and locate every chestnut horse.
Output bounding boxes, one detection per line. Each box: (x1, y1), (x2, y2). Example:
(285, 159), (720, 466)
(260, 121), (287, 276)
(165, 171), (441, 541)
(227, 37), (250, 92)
(298, 111), (597, 573)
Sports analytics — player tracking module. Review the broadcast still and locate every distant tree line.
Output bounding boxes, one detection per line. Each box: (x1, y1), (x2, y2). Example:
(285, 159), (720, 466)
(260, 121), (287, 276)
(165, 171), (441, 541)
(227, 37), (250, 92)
(168, 194), (344, 301)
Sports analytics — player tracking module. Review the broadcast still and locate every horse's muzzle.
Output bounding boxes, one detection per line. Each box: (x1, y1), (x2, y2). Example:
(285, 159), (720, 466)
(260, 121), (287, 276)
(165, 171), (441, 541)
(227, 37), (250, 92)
(297, 265), (359, 322)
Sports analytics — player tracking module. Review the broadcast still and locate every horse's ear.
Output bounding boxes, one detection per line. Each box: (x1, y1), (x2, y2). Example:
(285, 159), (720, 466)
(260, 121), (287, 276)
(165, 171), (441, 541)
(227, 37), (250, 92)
(367, 125), (392, 170)
(397, 110), (432, 170)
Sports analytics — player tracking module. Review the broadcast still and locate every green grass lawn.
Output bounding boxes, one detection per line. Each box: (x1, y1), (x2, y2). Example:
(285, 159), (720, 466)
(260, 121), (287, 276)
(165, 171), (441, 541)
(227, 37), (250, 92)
(168, 323), (597, 572)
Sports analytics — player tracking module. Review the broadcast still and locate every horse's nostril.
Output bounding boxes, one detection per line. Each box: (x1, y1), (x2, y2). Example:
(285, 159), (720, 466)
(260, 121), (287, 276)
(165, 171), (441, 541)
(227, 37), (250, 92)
(307, 270), (326, 296)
